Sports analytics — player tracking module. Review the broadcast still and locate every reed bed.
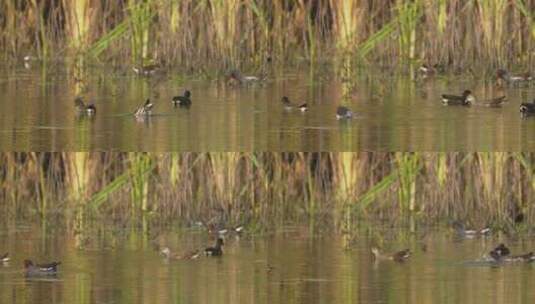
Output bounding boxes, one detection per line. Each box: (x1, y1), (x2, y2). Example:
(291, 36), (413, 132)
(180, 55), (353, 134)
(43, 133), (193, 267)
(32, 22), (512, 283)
(1, 0), (534, 70)
(0, 152), (534, 230)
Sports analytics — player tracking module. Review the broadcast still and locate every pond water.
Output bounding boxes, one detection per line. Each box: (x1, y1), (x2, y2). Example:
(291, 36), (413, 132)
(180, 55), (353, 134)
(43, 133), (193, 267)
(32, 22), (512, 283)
(1, 63), (535, 151)
(1, 224), (535, 304)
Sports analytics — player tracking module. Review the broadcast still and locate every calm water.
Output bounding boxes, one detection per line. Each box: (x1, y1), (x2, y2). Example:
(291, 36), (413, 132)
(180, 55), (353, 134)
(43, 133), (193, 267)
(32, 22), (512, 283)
(1, 63), (535, 151)
(1, 224), (535, 304)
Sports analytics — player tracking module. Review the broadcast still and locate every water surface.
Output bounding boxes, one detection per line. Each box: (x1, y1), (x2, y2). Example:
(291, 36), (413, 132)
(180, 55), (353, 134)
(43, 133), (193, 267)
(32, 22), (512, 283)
(1, 224), (535, 303)
(1, 64), (535, 151)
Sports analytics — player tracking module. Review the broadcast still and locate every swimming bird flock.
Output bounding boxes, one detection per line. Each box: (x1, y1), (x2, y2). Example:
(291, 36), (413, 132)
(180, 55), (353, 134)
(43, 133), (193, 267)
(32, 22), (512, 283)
(3, 219), (534, 280)
(73, 67), (534, 123)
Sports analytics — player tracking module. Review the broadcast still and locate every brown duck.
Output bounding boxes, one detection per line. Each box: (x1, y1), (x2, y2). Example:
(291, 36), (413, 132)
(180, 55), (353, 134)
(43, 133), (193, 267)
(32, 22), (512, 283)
(371, 247), (411, 262)
(160, 247), (201, 260)
(476, 96), (507, 107)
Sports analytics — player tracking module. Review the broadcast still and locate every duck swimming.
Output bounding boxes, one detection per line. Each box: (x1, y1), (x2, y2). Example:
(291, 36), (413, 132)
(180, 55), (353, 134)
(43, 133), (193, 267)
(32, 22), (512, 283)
(336, 106), (353, 119)
(134, 99), (153, 117)
(75, 97), (96, 115)
(172, 90), (192, 107)
(452, 221), (491, 238)
(503, 252), (535, 263)
(161, 247), (201, 260)
(520, 99), (535, 115)
(371, 247), (411, 262)
(441, 90), (475, 106)
(24, 260), (61, 276)
(477, 96), (507, 107)
(487, 243), (510, 262)
(418, 64), (436, 76)
(204, 238), (224, 256)
(496, 69), (532, 87)
(281, 96), (307, 112)
(226, 69), (265, 86)
(133, 64), (160, 76)
(486, 244), (535, 263)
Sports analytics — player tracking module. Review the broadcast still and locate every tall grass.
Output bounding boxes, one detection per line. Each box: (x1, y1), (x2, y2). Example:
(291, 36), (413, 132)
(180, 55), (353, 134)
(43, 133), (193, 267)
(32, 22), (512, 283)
(396, 0), (421, 61)
(477, 1), (507, 66)
(1, 0), (533, 68)
(32, 0), (49, 59)
(128, 1), (154, 64)
(1, 153), (535, 230)
(64, 152), (90, 202)
(129, 153), (153, 214)
(62, 0), (92, 53)
(395, 153), (420, 212)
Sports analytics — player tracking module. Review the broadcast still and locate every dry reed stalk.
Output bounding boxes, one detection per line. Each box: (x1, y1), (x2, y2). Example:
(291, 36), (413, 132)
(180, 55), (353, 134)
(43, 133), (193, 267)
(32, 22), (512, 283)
(477, 0), (507, 65)
(330, 0), (361, 53)
(30, 0), (49, 58)
(210, 0), (240, 66)
(64, 152), (90, 203)
(62, 0), (93, 52)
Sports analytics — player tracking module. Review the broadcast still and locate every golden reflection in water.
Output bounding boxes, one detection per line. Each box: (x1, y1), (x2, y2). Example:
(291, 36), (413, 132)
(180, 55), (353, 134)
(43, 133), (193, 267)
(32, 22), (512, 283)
(0, 67), (535, 150)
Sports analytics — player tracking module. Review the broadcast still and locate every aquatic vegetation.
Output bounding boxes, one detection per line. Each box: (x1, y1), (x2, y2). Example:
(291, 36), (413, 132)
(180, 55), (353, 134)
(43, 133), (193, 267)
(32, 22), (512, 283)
(1, 1), (533, 68)
(63, 0), (91, 53)
(0, 153), (533, 229)
(128, 1), (155, 64)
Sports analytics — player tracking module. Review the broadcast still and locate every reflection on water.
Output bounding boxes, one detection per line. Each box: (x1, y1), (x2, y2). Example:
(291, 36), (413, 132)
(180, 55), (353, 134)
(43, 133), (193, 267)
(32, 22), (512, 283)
(1, 224), (535, 304)
(1, 64), (535, 151)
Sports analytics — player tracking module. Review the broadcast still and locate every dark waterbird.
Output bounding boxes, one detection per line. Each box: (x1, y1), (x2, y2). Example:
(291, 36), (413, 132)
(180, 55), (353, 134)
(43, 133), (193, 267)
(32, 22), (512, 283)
(441, 90), (475, 106)
(336, 106), (353, 120)
(520, 99), (535, 115)
(204, 238), (224, 256)
(172, 90), (192, 107)
(74, 97), (96, 115)
(281, 96), (293, 111)
(487, 244), (535, 263)
(24, 259), (61, 276)
(488, 243), (510, 262)
(514, 212), (524, 224)
(0, 253), (9, 263)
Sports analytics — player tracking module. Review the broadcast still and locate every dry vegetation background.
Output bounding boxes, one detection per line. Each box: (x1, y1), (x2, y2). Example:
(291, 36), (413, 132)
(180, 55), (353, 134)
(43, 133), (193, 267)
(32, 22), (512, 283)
(0, 153), (532, 230)
(1, 1), (535, 229)
(0, 0), (534, 69)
